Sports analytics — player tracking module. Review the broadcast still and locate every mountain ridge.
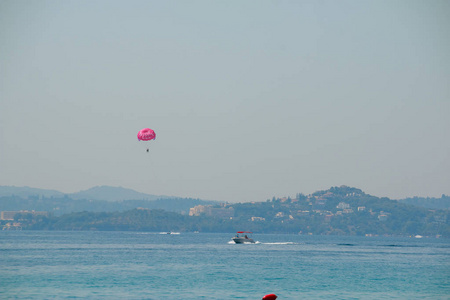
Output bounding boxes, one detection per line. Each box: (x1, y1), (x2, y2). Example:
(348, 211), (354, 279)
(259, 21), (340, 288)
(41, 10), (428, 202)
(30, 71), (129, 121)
(68, 185), (170, 202)
(0, 185), (171, 202)
(1, 185), (448, 210)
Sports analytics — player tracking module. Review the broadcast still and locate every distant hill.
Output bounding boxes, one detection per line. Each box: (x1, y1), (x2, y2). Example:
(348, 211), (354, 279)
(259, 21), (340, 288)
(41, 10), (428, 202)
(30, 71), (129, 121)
(0, 185), (169, 202)
(68, 186), (168, 202)
(0, 186), (64, 198)
(0, 185), (218, 215)
(10, 185), (449, 237)
(397, 195), (450, 210)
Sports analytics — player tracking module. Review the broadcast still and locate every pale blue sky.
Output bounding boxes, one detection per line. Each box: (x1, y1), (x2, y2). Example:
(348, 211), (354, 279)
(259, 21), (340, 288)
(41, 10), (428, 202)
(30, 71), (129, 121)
(1, 0), (449, 202)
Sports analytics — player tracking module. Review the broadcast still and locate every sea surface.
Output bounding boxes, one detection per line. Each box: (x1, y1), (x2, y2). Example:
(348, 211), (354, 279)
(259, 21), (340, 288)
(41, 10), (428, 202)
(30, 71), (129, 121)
(0, 231), (449, 299)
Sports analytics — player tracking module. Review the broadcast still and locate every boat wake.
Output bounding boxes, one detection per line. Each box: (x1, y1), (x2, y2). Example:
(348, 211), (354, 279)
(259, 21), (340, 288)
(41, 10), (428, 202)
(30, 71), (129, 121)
(263, 242), (296, 245)
(228, 240), (299, 245)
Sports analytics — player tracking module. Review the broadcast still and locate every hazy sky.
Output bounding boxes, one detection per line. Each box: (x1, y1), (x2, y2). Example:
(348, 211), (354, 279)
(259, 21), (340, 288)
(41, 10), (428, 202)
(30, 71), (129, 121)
(1, 0), (449, 203)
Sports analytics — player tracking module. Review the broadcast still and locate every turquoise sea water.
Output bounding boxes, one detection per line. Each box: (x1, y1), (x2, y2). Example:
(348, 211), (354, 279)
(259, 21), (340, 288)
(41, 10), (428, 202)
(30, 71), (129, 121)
(1, 231), (449, 299)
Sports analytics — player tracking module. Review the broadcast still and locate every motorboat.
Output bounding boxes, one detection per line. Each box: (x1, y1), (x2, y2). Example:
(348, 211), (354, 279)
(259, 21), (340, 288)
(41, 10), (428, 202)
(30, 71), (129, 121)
(232, 231), (255, 244)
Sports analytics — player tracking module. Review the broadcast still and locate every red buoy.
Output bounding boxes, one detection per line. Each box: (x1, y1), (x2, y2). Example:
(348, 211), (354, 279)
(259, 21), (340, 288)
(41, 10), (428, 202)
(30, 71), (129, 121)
(262, 294), (277, 300)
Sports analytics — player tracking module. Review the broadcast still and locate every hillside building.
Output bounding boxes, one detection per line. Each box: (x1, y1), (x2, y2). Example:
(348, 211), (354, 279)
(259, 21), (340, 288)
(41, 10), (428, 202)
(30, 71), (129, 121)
(189, 205), (234, 218)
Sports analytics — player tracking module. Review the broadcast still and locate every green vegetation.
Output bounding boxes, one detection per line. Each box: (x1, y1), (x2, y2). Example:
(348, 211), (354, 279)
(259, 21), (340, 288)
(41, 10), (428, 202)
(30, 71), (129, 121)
(0, 195), (216, 215)
(398, 195), (450, 210)
(4, 186), (449, 237)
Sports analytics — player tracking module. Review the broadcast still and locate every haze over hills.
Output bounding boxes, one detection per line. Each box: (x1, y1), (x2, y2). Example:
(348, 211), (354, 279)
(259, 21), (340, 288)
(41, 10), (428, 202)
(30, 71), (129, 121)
(0, 185), (171, 202)
(0, 185), (217, 215)
(0, 185), (448, 211)
(68, 186), (170, 202)
(2, 185), (448, 237)
(0, 186), (65, 199)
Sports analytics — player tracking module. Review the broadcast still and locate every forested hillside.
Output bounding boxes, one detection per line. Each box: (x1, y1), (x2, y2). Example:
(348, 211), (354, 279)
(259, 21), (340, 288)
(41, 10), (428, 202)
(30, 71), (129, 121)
(4, 186), (449, 237)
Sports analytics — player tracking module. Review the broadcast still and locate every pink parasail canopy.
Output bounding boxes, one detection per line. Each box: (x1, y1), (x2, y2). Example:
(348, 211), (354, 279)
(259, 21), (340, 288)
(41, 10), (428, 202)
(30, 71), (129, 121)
(237, 231), (252, 234)
(137, 128), (156, 141)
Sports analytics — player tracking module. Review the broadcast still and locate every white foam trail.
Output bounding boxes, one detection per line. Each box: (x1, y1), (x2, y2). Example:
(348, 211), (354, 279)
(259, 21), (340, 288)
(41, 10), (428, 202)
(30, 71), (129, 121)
(228, 241), (299, 245)
(262, 242), (296, 245)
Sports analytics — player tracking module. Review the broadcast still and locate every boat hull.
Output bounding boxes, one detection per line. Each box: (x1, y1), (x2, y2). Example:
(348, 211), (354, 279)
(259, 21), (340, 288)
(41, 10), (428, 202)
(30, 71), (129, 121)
(232, 237), (255, 244)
